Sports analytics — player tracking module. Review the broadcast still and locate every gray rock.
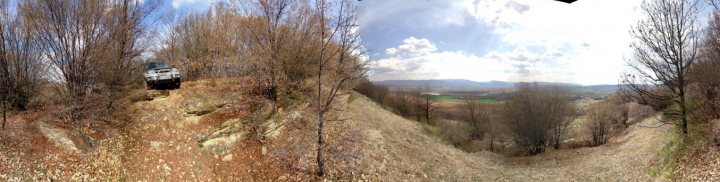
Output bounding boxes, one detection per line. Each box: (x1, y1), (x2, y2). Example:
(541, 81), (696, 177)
(183, 97), (226, 116)
(198, 101), (301, 155)
(35, 121), (96, 154)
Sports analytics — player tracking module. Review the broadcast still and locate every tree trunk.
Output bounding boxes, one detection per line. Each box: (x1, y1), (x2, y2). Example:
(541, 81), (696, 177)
(679, 74), (689, 136)
(425, 99), (430, 123)
(317, 12), (325, 175)
(424, 96), (431, 124)
(2, 101), (6, 130)
(680, 96), (689, 135)
(316, 112), (325, 176)
(489, 134), (493, 152)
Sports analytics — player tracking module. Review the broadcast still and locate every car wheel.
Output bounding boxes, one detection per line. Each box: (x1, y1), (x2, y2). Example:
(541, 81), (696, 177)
(146, 82), (154, 90)
(175, 81), (181, 89)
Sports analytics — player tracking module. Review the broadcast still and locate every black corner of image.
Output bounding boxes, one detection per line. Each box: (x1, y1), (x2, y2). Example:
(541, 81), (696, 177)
(555, 0), (578, 4)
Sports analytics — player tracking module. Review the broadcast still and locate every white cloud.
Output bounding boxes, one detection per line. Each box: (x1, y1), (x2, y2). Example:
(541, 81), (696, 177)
(474, 1), (642, 47)
(385, 37), (438, 57)
(370, 37), (577, 83)
(467, 0), (641, 84)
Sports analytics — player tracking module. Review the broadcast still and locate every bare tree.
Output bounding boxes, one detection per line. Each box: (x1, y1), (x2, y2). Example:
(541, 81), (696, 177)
(155, 13), (183, 72)
(586, 104), (613, 146)
(21, 0), (161, 122)
(686, 0), (720, 122)
(0, 0), (13, 130)
(233, 0), (318, 101)
(100, 0), (162, 88)
(158, 3), (246, 82)
(313, 0), (366, 176)
(410, 87), (435, 124)
(548, 93), (575, 149)
(461, 98), (490, 140)
(421, 87), (435, 124)
(622, 0), (701, 135)
(504, 84), (575, 155)
(24, 0), (113, 100)
(0, 0), (44, 129)
(25, 0), (159, 89)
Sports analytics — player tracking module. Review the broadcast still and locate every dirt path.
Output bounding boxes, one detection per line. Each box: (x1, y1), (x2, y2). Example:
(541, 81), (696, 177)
(340, 94), (673, 181)
(118, 80), (271, 181)
(120, 90), (217, 180)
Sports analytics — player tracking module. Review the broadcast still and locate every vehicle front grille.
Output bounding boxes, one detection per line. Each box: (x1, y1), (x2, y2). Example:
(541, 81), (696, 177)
(157, 79), (174, 83)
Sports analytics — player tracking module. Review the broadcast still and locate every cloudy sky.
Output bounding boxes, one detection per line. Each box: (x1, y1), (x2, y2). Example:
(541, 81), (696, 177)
(167, 0), (648, 85)
(357, 0), (651, 85)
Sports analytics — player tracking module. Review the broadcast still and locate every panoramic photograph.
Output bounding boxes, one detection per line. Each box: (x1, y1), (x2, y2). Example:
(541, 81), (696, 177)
(1, 0), (720, 181)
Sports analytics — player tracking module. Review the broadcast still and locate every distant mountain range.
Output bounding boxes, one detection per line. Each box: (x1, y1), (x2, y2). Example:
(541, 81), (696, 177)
(373, 79), (620, 93)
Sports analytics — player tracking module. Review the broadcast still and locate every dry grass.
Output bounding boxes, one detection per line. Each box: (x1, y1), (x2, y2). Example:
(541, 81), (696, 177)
(330, 93), (675, 181)
(0, 79), (685, 181)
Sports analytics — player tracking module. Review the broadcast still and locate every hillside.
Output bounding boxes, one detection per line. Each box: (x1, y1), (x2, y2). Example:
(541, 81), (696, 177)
(0, 79), (685, 181)
(339, 93), (675, 181)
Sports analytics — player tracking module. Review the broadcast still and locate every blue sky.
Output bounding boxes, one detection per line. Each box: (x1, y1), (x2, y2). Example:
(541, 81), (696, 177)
(167, 0), (650, 85)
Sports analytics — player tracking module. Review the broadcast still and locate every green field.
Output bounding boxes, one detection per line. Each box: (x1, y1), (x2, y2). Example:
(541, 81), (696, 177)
(476, 98), (500, 104)
(430, 95), (463, 102)
(429, 95), (500, 104)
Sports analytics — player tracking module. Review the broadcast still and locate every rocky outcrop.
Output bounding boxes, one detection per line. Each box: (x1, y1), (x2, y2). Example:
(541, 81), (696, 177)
(183, 97), (227, 116)
(35, 121), (96, 154)
(198, 101), (303, 156)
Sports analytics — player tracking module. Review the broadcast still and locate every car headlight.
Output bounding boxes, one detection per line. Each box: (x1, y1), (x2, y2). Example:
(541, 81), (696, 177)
(171, 68), (180, 77)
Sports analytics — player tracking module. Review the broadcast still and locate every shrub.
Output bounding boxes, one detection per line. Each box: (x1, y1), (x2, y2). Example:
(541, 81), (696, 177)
(586, 103), (617, 146)
(460, 99), (490, 140)
(504, 84), (576, 155)
(437, 119), (471, 146)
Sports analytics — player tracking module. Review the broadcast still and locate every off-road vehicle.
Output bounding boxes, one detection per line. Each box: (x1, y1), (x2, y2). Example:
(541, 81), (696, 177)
(143, 62), (181, 89)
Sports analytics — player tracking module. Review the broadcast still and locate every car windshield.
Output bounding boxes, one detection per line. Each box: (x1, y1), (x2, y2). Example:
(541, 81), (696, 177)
(147, 62), (170, 70)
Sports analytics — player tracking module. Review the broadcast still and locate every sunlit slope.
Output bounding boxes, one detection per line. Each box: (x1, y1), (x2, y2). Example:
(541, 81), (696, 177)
(340, 93), (673, 181)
